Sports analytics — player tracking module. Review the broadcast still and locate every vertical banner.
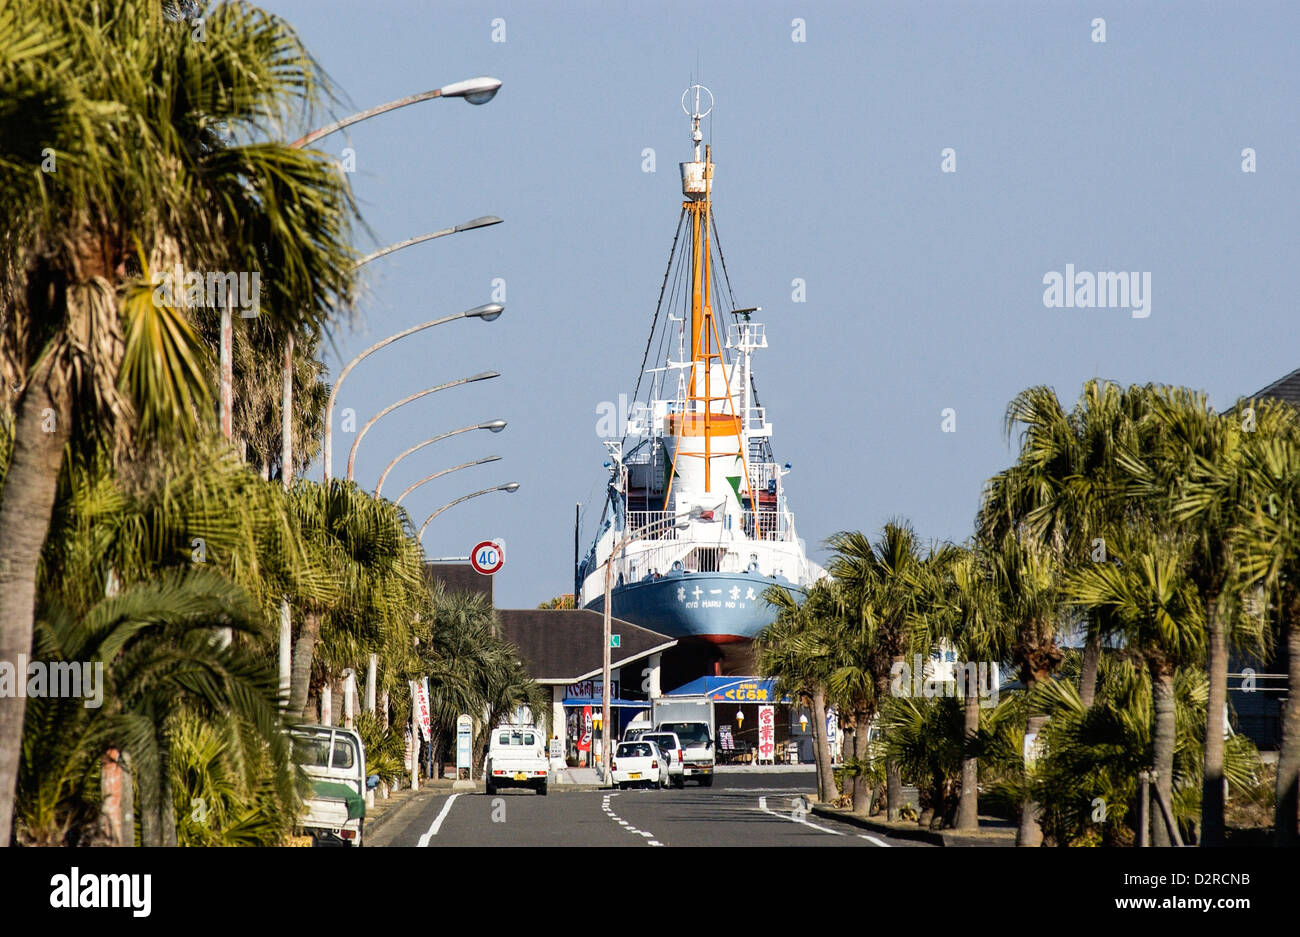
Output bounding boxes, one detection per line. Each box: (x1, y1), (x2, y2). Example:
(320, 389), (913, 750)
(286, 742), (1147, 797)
(414, 678), (432, 742)
(758, 704), (776, 763)
(578, 705), (592, 753)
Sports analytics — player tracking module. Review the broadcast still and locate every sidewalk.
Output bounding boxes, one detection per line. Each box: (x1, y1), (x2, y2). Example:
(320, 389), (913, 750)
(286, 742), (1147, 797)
(556, 767), (604, 787)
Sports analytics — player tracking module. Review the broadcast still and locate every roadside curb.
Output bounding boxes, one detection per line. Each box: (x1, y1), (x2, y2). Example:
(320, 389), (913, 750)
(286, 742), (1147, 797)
(810, 804), (1016, 847)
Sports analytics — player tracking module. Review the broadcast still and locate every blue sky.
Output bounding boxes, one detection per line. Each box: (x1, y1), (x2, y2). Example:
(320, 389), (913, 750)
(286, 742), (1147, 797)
(261, 1), (1300, 607)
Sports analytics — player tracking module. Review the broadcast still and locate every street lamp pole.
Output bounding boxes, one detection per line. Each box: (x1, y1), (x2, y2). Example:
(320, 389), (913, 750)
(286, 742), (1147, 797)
(417, 483), (519, 542)
(263, 70), (501, 482)
(289, 77), (502, 149)
(324, 306), (502, 481)
(599, 506), (707, 783)
(346, 372), (499, 482)
(393, 456), (502, 507)
(375, 420), (506, 497)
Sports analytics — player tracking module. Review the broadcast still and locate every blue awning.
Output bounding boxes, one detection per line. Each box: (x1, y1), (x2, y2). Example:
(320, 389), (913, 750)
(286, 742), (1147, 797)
(562, 698), (651, 708)
(662, 676), (790, 704)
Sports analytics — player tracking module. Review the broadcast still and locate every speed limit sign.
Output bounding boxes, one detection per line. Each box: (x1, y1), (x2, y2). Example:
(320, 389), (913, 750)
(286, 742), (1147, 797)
(470, 540), (505, 575)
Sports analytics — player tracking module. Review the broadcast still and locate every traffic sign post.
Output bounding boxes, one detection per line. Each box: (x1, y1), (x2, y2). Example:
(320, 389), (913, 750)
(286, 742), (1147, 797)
(470, 539), (505, 575)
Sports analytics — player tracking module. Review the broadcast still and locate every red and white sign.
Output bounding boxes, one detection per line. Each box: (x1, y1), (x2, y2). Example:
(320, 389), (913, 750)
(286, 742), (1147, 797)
(413, 679), (432, 742)
(470, 539), (505, 575)
(578, 706), (592, 753)
(758, 705), (776, 763)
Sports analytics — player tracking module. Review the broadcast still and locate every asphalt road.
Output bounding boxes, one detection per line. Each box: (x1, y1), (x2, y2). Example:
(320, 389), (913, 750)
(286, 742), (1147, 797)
(372, 773), (928, 847)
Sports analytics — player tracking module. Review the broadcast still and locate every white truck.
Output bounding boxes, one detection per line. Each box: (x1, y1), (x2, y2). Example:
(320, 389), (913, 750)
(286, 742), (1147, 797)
(290, 724), (374, 847)
(484, 724), (550, 795)
(651, 696), (715, 787)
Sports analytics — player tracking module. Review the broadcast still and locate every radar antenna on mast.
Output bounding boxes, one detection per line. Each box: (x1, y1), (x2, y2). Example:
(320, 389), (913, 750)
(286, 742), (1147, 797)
(681, 84), (713, 162)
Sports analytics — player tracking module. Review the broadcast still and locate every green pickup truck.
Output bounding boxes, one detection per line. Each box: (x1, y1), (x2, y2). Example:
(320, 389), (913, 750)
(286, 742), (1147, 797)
(290, 725), (374, 847)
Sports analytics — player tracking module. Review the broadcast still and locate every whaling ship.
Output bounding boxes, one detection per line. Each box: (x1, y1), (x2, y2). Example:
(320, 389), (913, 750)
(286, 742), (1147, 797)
(577, 87), (825, 662)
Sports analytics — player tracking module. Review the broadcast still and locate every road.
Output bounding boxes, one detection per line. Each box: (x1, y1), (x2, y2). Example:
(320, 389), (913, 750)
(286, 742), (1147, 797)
(372, 773), (928, 847)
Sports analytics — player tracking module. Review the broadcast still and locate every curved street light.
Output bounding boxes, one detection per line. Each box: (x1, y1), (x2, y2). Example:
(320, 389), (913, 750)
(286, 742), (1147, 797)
(418, 483), (519, 542)
(325, 307), (503, 481)
(393, 455), (502, 507)
(347, 372), (500, 481)
(291, 77), (502, 149)
(355, 217), (502, 268)
(376, 420), (507, 497)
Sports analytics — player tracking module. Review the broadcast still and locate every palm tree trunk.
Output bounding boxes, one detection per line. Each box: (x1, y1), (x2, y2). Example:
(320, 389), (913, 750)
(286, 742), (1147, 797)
(810, 687), (835, 804)
(139, 758), (160, 847)
(0, 359), (72, 848)
(1150, 661), (1177, 848)
(288, 610), (322, 720)
(1202, 594), (1227, 847)
(1018, 670), (1047, 846)
(956, 668), (981, 831)
(1275, 601), (1300, 846)
(885, 663), (903, 820)
(850, 701), (871, 817)
(99, 748), (132, 846)
(1079, 624), (1102, 708)
(160, 739), (177, 847)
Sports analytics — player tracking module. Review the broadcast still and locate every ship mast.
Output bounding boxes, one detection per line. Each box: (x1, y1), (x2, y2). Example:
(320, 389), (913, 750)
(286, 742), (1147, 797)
(665, 86), (754, 507)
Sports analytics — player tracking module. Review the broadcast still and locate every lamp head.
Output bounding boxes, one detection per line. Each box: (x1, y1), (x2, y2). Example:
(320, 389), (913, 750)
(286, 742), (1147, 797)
(480, 420), (508, 433)
(466, 303), (504, 322)
(502, 482), (520, 493)
(455, 216), (503, 233)
(439, 77), (502, 105)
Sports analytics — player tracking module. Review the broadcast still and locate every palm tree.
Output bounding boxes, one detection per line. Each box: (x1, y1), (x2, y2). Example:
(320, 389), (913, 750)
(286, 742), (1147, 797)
(757, 581), (839, 804)
(1231, 433), (1300, 844)
(0, 0), (358, 841)
(827, 522), (928, 819)
(285, 480), (425, 722)
(980, 380), (1152, 707)
(930, 543), (1001, 831)
(1068, 526), (1206, 845)
(987, 530), (1063, 846)
(1136, 388), (1294, 844)
(19, 568), (290, 846)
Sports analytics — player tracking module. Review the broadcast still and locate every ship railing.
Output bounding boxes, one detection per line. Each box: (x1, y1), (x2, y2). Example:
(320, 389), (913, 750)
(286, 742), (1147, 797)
(626, 510), (681, 536)
(725, 322), (767, 350)
(744, 461), (780, 493)
(741, 509), (795, 542)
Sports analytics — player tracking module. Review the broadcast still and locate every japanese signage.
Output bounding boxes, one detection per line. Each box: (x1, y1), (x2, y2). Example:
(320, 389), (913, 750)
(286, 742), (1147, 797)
(456, 714), (473, 773)
(414, 678), (432, 742)
(565, 679), (618, 700)
(578, 706), (592, 753)
(758, 705), (776, 762)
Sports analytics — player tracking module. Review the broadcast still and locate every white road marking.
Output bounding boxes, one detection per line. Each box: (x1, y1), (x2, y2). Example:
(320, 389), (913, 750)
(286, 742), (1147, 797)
(757, 796), (846, 837)
(859, 834), (891, 848)
(602, 790), (664, 846)
(417, 793), (462, 846)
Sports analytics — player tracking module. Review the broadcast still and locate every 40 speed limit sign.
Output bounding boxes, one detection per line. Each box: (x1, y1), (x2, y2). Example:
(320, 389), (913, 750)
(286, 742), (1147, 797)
(470, 540), (505, 575)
